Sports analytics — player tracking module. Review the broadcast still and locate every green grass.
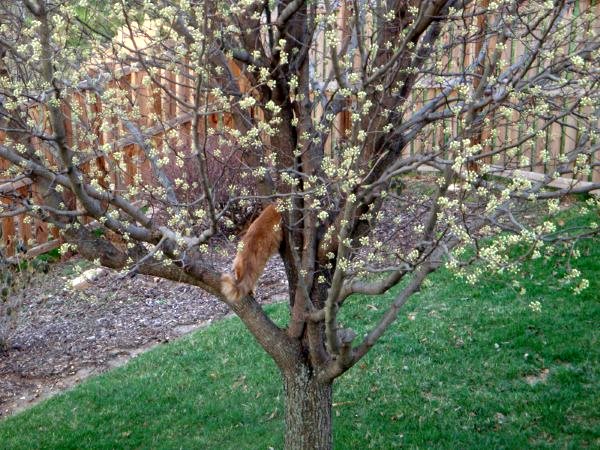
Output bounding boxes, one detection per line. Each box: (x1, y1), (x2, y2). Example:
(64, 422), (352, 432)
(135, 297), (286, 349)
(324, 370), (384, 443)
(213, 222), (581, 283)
(0, 233), (598, 448)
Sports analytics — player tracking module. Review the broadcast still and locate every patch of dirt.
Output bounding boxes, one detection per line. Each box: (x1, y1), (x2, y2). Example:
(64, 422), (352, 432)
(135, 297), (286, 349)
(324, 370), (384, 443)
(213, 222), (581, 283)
(0, 255), (288, 418)
(524, 368), (550, 386)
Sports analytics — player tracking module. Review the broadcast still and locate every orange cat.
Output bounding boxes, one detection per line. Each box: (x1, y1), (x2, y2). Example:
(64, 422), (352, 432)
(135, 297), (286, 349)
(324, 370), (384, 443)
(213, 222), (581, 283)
(221, 204), (283, 301)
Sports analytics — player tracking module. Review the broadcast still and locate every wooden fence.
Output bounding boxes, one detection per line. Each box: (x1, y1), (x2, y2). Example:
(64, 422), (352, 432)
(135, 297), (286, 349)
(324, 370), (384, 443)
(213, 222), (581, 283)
(1, 0), (599, 257)
(311, 0), (600, 178)
(402, 0), (600, 177)
(0, 64), (222, 257)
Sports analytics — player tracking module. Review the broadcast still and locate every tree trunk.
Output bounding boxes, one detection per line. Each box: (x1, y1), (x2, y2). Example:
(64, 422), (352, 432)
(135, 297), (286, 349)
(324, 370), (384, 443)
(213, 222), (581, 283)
(283, 364), (333, 450)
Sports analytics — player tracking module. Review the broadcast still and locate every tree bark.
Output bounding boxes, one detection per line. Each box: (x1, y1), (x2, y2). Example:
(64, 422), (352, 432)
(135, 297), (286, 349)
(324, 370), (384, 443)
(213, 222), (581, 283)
(283, 364), (333, 450)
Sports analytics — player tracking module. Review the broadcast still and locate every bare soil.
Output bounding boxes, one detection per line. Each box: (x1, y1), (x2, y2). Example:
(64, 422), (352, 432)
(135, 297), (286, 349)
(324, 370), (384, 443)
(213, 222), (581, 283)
(0, 255), (288, 418)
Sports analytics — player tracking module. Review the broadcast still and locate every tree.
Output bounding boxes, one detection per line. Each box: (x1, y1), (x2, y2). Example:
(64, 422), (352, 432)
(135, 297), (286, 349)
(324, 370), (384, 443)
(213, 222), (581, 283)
(1, 0), (599, 447)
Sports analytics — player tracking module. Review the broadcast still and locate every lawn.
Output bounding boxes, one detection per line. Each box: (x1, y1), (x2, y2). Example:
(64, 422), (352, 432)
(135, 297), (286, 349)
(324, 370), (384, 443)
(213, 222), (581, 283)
(0, 221), (598, 449)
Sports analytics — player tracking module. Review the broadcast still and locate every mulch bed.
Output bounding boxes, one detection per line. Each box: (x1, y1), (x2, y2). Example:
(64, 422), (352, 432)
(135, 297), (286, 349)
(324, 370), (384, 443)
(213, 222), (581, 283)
(0, 256), (287, 418)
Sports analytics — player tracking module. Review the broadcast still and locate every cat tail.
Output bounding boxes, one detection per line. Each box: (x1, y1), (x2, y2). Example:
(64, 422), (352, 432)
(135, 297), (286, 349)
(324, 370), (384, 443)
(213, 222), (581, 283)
(221, 272), (254, 302)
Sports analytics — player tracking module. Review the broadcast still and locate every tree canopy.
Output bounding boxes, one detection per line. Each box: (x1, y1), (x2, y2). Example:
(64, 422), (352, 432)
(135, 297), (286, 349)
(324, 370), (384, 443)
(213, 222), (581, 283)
(1, 1), (599, 448)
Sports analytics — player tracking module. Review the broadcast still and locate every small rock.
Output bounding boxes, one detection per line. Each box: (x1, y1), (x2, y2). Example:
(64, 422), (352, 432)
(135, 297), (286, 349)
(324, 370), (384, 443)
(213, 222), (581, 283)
(70, 268), (107, 291)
